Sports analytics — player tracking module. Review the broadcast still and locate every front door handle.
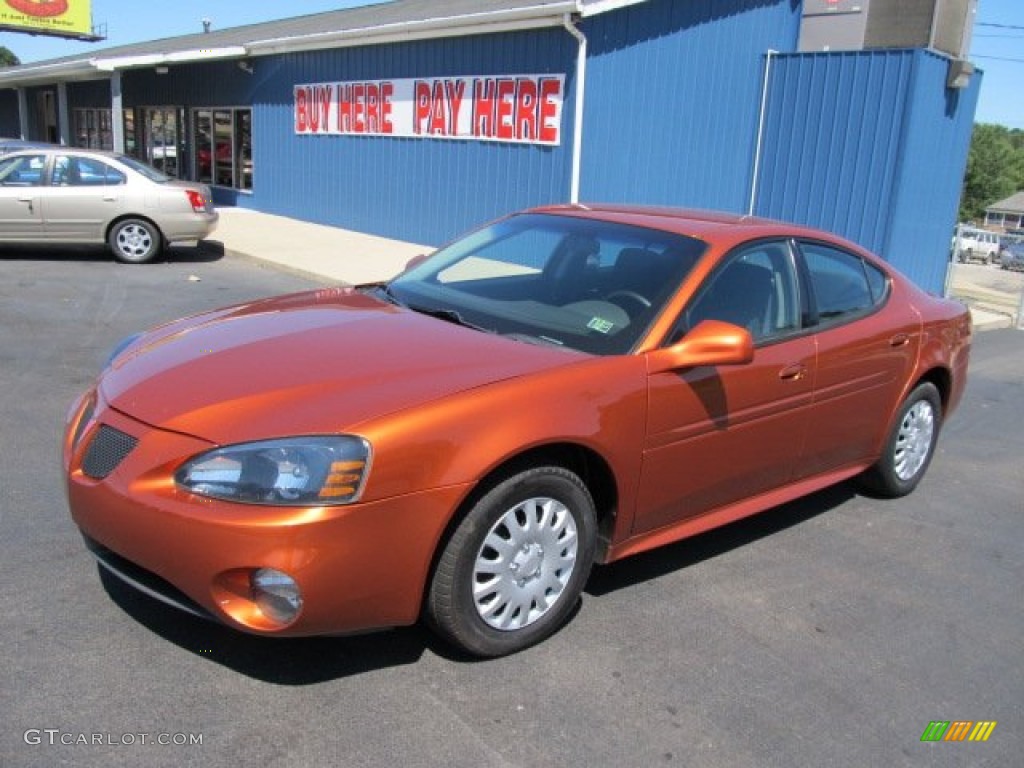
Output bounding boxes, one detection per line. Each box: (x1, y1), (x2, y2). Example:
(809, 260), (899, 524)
(779, 363), (808, 381)
(17, 196), (33, 213)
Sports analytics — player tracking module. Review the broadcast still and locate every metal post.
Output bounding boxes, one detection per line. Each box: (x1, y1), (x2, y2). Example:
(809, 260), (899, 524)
(1016, 280), (1024, 330)
(110, 71), (125, 153)
(16, 87), (29, 140)
(57, 82), (70, 146)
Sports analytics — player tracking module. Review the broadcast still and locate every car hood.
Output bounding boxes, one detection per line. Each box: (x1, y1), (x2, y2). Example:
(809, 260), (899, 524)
(100, 287), (583, 444)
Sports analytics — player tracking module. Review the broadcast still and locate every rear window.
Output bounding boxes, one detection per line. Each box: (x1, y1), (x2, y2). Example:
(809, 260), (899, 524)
(114, 154), (170, 183)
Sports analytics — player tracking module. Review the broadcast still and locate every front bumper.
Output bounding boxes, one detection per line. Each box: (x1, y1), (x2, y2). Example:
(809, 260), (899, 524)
(63, 391), (469, 636)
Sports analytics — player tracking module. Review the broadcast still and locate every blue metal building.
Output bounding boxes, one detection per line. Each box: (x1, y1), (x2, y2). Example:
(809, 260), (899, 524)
(0, 0), (980, 293)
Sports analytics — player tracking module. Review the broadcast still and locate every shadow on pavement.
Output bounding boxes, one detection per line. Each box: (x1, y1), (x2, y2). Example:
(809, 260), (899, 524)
(586, 483), (856, 596)
(0, 239), (224, 264)
(98, 567), (433, 683)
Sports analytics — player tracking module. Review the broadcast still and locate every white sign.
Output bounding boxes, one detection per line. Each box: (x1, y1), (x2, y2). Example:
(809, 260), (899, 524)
(294, 74), (564, 146)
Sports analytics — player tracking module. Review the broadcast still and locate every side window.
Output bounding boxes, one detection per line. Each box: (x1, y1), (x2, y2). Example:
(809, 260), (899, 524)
(681, 241), (799, 343)
(54, 156), (126, 186)
(77, 158), (125, 186)
(800, 242), (883, 321)
(0, 154), (46, 186)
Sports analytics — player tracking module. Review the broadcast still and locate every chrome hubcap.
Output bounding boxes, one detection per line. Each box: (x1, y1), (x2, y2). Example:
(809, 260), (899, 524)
(893, 400), (935, 481)
(117, 225), (152, 257)
(473, 496), (578, 631)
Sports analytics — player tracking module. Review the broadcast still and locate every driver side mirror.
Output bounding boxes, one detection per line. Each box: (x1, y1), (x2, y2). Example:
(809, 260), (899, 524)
(646, 319), (754, 374)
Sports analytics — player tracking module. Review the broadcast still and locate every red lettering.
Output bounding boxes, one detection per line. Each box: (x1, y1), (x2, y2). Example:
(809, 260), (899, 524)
(496, 78), (515, 140)
(515, 78), (537, 141)
(352, 84), (365, 132)
(445, 80), (466, 137)
(428, 81), (447, 134)
(365, 83), (379, 133)
(295, 87), (309, 132)
(473, 79), (496, 138)
(380, 82), (394, 134)
(315, 85), (332, 133)
(338, 84), (353, 132)
(539, 78), (560, 144)
(414, 81), (431, 134)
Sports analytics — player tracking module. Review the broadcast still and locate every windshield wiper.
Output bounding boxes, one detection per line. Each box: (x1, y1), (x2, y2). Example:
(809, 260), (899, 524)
(504, 333), (565, 348)
(406, 304), (491, 333)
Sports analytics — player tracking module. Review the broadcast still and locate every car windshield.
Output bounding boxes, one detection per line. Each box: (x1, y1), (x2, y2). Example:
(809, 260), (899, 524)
(114, 154), (170, 183)
(387, 213), (706, 355)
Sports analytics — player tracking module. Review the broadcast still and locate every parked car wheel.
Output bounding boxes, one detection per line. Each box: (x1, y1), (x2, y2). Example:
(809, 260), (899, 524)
(860, 382), (942, 498)
(427, 466), (597, 657)
(109, 218), (162, 264)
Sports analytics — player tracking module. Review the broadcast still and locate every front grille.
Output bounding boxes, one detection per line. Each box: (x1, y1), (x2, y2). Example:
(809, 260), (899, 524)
(82, 424), (138, 479)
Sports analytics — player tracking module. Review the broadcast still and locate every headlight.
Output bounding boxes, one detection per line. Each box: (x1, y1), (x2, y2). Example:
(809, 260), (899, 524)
(175, 436), (371, 506)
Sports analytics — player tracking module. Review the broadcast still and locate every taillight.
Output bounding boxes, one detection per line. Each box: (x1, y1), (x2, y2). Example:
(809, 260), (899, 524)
(185, 189), (208, 212)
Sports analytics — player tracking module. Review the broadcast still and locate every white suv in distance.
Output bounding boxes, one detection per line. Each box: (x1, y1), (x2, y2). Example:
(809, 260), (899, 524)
(955, 227), (1000, 265)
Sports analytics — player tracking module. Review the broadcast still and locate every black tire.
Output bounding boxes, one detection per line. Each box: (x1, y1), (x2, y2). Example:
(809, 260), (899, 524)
(860, 382), (942, 498)
(108, 218), (162, 264)
(426, 466), (597, 657)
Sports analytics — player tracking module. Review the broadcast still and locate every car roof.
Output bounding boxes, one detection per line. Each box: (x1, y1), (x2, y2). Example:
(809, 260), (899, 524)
(0, 146), (129, 162)
(527, 202), (856, 250)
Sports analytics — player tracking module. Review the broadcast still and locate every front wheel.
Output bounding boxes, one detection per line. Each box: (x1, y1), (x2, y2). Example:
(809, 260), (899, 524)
(426, 466), (597, 657)
(108, 218), (162, 264)
(860, 382), (942, 498)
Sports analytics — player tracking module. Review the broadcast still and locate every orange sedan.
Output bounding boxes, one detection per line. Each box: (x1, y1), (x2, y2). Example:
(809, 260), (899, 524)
(63, 205), (971, 657)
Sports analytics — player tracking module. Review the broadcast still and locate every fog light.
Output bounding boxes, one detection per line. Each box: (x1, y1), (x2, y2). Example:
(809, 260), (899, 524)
(250, 568), (302, 625)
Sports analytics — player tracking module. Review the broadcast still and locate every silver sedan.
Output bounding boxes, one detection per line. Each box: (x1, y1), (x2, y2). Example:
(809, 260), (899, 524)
(0, 148), (217, 263)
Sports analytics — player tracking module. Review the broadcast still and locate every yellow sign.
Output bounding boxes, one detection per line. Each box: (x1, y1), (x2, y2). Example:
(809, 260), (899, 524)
(0, 0), (92, 38)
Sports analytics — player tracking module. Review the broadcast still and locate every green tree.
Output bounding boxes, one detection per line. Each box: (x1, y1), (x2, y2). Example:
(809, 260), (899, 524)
(0, 46), (20, 67)
(960, 123), (1024, 222)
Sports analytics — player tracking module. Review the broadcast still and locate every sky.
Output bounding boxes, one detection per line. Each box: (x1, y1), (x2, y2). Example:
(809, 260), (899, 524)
(1, 0), (1021, 129)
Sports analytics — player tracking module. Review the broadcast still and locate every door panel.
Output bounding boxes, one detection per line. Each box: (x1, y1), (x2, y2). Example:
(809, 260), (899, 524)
(42, 155), (123, 241)
(793, 241), (920, 477)
(0, 154), (46, 239)
(796, 301), (919, 477)
(635, 337), (816, 534)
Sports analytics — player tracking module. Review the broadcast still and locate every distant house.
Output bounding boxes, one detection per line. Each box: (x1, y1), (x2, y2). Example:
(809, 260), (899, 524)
(985, 192), (1024, 231)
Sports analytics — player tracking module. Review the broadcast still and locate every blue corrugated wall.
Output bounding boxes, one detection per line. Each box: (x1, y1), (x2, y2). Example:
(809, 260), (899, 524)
(252, 30), (576, 245)
(885, 52), (980, 293)
(580, 0), (801, 211)
(754, 49), (980, 293)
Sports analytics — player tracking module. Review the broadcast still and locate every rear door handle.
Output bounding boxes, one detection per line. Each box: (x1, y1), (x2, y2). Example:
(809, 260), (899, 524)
(17, 196), (33, 212)
(779, 363), (808, 381)
(889, 333), (910, 347)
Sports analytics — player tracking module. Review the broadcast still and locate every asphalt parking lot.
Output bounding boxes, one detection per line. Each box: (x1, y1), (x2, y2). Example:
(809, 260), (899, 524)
(2, 245), (1021, 768)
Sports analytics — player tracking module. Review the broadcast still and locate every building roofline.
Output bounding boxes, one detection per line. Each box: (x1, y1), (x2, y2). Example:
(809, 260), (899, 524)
(0, 0), (646, 89)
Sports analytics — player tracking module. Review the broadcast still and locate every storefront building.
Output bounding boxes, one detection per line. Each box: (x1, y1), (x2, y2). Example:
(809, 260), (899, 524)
(0, 0), (981, 293)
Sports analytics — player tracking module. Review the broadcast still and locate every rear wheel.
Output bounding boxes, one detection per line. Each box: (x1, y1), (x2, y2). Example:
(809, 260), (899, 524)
(109, 218), (162, 264)
(426, 466), (597, 657)
(860, 382), (942, 497)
